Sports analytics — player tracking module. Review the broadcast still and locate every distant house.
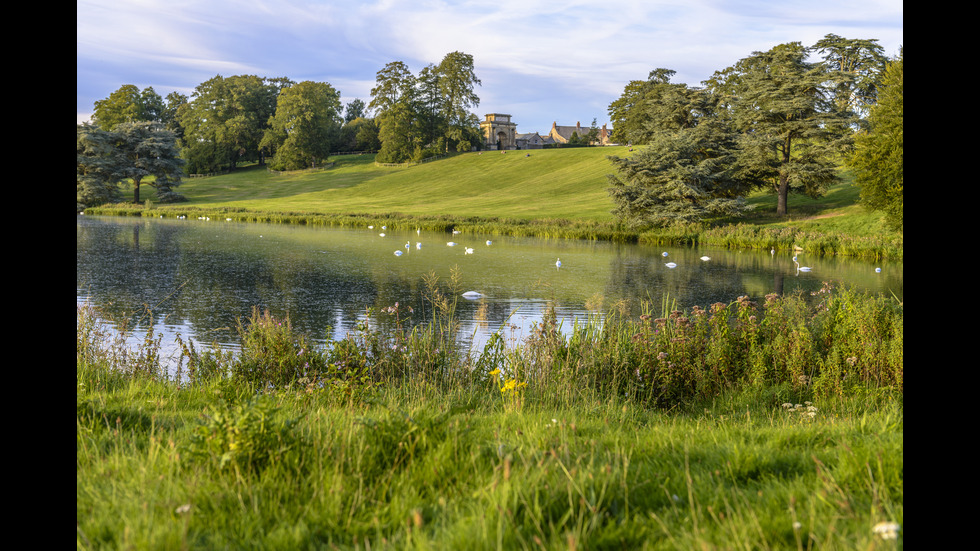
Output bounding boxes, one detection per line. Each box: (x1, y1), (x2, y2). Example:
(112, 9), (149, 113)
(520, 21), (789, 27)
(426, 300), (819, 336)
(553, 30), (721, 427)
(515, 132), (547, 149)
(546, 121), (616, 146)
(481, 113), (615, 149)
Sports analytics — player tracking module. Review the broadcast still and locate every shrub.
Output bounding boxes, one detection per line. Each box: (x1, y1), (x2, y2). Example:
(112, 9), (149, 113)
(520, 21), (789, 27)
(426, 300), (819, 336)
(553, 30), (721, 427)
(184, 393), (302, 474)
(231, 307), (328, 387)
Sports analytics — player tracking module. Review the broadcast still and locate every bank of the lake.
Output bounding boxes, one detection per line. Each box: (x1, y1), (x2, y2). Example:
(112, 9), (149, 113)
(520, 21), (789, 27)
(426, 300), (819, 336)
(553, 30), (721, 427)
(77, 288), (903, 549)
(83, 150), (903, 260)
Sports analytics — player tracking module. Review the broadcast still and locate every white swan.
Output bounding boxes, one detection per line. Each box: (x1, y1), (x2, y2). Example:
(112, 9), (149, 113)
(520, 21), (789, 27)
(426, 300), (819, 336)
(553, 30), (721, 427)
(464, 247), (474, 254)
(393, 250), (403, 256)
(486, 240), (492, 246)
(794, 260), (812, 272)
(665, 262), (677, 268)
(462, 291), (483, 299)
(447, 242), (456, 246)
(556, 258), (562, 269)
(416, 242), (422, 249)
(700, 256), (710, 261)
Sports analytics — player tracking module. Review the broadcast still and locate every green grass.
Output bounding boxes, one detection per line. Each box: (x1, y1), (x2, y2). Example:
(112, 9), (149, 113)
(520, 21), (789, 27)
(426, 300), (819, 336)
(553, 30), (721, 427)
(77, 376), (903, 550)
(86, 149), (903, 258)
(77, 284), (903, 549)
(159, 149), (623, 221)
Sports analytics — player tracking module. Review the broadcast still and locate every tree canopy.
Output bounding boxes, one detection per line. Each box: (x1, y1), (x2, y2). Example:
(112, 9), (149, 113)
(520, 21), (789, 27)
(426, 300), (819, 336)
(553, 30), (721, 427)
(607, 35), (889, 223)
(77, 121), (185, 206)
(608, 84), (751, 226)
(848, 48), (903, 231)
(262, 80), (343, 170)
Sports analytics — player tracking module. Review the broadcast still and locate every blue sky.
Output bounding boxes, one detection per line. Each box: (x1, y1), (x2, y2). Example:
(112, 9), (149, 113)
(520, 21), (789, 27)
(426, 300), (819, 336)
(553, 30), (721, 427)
(77, 0), (902, 135)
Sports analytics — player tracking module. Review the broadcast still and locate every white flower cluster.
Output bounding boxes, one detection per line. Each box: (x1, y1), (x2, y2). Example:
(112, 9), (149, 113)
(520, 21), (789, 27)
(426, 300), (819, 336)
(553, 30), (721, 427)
(781, 402), (818, 417)
(872, 521), (900, 540)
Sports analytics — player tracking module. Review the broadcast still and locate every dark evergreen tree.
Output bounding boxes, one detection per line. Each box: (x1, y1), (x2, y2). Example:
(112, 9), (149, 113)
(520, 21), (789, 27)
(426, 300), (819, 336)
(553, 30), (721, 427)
(707, 42), (849, 216)
(608, 85), (750, 226)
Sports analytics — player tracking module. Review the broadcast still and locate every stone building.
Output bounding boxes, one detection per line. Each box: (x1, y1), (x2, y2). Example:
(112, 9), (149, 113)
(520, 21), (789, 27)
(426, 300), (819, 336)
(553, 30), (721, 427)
(545, 121), (615, 146)
(480, 113), (615, 149)
(480, 113), (517, 150)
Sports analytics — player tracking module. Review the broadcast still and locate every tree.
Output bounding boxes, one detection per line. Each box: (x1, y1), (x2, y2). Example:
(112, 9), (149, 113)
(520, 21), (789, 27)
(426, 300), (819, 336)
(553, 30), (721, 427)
(161, 92), (188, 137)
(812, 33), (889, 125)
(344, 98), (367, 123)
(262, 80), (342, 170)
(77, 123), (123, 207)
(375, 101), (417, 163)
(112, 122), (186, 203)
(708, 43), (848, 216)
(368, 61), (416, 117)
(78, 122), (185, 205)
(435, 51), (481, 152)
(415, 64), (447, 148)
(178, 75), (287, 173)
(607, 68), (679, 145)
(337, 117), (380, 152)
(92, 84), (165, 130)
(607, 85), (750, 226)
(848, 48), (902, 231)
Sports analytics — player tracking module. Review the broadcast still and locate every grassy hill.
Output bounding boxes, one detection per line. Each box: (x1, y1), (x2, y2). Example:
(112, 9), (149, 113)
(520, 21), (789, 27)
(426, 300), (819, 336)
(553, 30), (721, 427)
(88, 147), (902, 258)
(171, 148), (625, 221)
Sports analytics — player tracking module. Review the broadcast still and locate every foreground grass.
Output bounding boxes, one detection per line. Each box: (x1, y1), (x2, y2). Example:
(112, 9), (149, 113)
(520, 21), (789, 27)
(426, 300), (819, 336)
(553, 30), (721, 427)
(84, 150), (903, 259)
(77, 378), (902, 550)
(77, 286), (903, 549)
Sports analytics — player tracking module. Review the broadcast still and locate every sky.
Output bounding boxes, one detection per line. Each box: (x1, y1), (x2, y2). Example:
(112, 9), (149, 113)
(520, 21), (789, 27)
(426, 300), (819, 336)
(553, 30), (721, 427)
(77, 0), (902, 136)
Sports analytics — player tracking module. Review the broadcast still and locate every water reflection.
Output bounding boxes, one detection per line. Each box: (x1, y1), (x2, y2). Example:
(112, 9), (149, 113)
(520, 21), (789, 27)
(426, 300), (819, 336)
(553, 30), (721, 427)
(77, 216), (903, 363)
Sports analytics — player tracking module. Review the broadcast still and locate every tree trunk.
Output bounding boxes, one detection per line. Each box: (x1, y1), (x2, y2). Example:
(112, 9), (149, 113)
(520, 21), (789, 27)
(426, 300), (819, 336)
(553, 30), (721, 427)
(776, 172), (789, 216)
(132, 177), (142, 204)
(776, 136), (792, 216)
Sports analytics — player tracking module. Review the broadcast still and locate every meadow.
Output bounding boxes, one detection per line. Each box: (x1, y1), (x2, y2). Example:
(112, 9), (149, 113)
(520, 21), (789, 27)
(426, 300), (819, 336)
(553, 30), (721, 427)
(77, 275), (903, 549)
(85, 149), (903, 260)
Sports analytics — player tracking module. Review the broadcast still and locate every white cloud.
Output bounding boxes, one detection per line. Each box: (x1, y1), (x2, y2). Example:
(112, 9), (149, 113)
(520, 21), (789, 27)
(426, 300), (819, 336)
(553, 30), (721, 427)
(77, 0), (902, 132)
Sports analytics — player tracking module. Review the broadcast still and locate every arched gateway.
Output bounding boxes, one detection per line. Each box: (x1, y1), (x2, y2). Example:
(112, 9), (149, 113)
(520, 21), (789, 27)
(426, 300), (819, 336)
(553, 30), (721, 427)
(480, 113), (517, 150)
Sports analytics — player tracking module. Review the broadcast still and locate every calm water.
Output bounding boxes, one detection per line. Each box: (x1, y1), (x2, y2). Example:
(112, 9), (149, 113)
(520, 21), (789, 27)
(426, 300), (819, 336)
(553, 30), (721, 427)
(77, 215), (903, 365)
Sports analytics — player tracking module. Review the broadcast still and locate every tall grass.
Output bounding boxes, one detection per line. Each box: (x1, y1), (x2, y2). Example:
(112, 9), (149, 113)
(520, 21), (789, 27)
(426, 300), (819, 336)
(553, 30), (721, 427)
(77, 282), (902, 549)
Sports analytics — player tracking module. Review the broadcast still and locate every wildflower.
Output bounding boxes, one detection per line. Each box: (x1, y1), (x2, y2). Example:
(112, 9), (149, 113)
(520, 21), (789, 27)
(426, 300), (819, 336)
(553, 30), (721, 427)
(872, 521), (900, 540)
(175, 504), (191, 514)
(792, 521), (802, 531)
(781, 403), (793, 409)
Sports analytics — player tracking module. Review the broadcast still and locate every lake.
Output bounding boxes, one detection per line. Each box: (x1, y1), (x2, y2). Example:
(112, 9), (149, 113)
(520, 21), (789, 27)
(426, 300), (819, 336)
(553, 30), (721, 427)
(77, 215), (903, 368)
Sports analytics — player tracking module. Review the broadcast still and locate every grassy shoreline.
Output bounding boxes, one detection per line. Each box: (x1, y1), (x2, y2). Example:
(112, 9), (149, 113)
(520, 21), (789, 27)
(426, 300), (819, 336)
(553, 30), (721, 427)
(78, 282), (903, 549)
(82, 150), (903, 260)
